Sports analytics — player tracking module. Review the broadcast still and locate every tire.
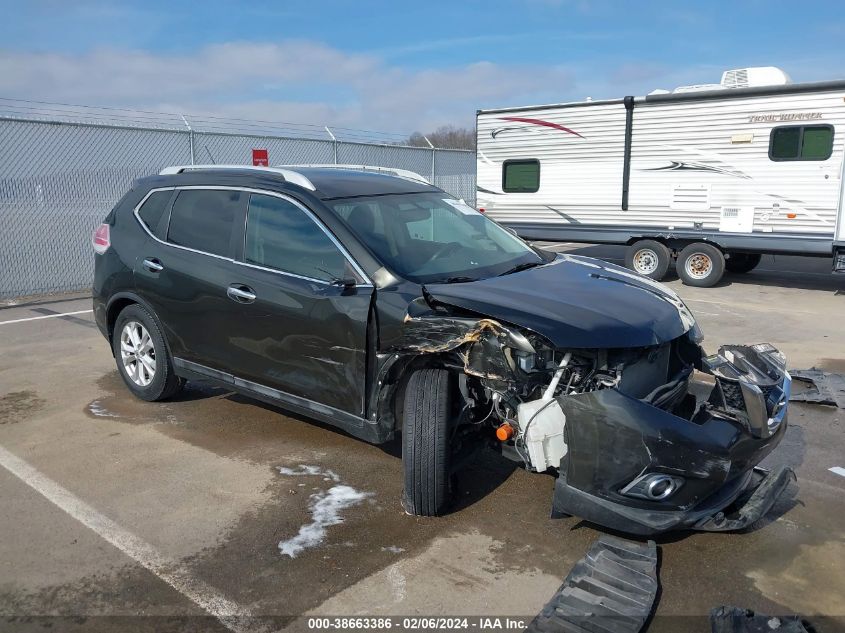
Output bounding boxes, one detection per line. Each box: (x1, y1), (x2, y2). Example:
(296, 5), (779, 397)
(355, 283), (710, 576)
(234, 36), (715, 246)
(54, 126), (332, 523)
(624, 240), (671, 280)
(677, 242), (726, 288)
(112, 304), (184, 402)
(725, 253), (762, 274)
(402, 368), (453, 516)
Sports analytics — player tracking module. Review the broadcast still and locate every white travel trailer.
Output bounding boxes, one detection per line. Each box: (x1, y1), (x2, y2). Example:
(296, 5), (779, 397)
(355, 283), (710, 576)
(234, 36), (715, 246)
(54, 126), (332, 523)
(476, 67), (845, 286)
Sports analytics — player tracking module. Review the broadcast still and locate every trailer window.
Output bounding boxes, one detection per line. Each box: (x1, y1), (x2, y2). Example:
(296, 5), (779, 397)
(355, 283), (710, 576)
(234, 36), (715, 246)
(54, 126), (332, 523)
(502, 159), (540, 192)
(769, 125), (834, 161)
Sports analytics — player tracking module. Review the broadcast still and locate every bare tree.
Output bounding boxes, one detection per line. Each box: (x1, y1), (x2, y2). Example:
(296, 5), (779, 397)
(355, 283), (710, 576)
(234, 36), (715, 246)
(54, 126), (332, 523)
(407, 125), (475, 150)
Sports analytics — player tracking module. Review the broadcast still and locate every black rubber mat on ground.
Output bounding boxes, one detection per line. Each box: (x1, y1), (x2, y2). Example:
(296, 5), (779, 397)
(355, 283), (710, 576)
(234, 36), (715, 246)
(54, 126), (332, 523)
(524, 535), (658, 633)
(790, 368), (845, 408)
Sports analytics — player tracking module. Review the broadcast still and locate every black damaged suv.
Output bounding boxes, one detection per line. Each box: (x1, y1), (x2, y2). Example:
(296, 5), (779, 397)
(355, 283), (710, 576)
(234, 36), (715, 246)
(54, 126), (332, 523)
(93, 165), (794, 534)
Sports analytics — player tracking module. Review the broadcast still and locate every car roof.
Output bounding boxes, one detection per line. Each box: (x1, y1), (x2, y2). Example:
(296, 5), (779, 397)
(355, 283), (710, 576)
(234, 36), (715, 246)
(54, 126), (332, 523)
(136, 166), (440, 201)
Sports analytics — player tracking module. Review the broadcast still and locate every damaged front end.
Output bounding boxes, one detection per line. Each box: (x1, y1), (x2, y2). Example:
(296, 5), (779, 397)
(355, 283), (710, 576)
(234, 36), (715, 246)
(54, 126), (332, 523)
(394, 294), (793, 535)
(550, 342), (794, 535)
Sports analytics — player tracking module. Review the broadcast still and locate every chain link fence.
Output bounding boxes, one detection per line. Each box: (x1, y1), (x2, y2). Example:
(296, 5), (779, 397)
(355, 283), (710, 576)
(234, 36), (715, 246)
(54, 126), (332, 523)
(0, 113), (476, 300)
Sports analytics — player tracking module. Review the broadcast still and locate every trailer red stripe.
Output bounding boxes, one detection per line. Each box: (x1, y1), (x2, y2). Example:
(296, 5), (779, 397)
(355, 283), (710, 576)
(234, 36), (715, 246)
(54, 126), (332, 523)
(498, 116), (585, 138)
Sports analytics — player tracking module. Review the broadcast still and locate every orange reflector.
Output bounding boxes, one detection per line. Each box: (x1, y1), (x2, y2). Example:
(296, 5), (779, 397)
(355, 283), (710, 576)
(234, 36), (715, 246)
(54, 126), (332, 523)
(496, 423), (514, 442)
(786, 212), (797, 219)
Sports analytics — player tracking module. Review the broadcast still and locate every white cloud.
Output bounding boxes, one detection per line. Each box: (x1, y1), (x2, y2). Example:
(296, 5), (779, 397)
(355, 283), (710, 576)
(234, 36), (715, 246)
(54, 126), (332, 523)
(0, 40), (575, 133)
(2, 39), (834, 136)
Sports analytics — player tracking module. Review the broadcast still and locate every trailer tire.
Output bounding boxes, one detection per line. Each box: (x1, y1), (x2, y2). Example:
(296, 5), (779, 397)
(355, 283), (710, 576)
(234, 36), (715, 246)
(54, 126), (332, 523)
(677, 243), (725, 288)
(402, 368), (453, 516)
(625, 240), (671, 280)
(725, 253), (762, 274)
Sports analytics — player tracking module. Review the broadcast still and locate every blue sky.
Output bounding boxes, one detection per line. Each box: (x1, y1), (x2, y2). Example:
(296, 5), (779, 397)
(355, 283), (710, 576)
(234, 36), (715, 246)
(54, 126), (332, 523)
(1, 0), (843, 134)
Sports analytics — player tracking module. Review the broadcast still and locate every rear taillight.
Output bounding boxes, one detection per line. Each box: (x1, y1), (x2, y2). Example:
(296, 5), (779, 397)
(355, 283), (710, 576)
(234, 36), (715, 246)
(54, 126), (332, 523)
(92, 223), (110, 254)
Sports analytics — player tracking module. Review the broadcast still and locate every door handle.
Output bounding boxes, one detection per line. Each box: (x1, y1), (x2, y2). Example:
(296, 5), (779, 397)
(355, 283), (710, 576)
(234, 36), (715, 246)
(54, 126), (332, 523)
(227, 284), (257, 303)
(142, 258), (164, 273)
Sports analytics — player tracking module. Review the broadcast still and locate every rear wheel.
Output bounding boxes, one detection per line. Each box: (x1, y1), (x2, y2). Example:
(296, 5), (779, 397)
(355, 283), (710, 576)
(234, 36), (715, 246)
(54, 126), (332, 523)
(677, 242), (725, 288)
(725, 253), (762, 274)
(402, 368), (453, 516)
(113, 304), (183, 401)
(625, 240), (671, 280)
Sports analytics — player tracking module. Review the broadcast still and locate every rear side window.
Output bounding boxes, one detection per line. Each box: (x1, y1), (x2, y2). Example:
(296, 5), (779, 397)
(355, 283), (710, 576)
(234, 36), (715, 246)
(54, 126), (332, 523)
(244, 193), (350, 282)
(502, 159), (540, 192)
(167, 189), (243, 257)
(136, 190), (172, 238)
(769, 125), (834, 161)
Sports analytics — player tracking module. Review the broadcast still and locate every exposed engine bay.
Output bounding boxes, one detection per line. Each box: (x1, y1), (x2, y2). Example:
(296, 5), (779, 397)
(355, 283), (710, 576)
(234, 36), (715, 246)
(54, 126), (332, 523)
(395, 293), (793, 535)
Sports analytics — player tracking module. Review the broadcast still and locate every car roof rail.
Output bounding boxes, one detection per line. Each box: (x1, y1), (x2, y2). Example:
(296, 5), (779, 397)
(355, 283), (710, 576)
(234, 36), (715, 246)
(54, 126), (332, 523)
(278, 164), (432, 185)
(158, 164), (316, 191)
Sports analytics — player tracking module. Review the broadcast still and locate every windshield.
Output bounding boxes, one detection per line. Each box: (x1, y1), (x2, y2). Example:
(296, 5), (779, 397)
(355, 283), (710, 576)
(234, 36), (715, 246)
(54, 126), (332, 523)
(327, 192), (544, 284)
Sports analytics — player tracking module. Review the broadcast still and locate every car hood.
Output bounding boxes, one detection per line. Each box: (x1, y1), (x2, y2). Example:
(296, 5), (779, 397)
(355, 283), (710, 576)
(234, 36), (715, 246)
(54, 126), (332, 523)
(424, 254), (697, 349)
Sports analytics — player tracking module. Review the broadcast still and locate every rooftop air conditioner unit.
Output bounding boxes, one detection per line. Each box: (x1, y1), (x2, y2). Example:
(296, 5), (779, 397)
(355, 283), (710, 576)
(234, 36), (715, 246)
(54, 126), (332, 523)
(721, 66), (792, 89)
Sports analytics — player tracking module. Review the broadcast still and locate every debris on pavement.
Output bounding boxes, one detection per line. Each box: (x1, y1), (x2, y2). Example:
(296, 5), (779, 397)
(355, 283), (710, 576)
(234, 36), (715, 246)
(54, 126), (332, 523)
(789, 368), (845, 408)
(524, 535), (658, 633)
(710, 606), (815, 633)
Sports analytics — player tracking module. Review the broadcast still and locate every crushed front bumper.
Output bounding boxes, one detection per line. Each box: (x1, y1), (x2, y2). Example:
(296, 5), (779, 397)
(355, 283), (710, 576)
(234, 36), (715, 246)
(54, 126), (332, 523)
(551, 343), (795, 536)
(553, 464), (795, 535)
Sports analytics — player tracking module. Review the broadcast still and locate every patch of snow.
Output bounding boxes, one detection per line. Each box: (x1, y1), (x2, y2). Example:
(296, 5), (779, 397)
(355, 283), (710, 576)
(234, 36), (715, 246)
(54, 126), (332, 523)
(88, 400), (118, 418)
(279, 485), (371, 558)
(277, 464), (340, 482)
(381, 546), (405, 554)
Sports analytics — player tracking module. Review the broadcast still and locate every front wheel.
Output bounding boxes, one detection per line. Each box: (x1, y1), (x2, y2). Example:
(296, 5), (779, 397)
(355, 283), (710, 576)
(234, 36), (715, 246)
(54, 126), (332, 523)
(677, 243), (726, 288)
(725, 253), (762, 274)
(113, 304), (184, 402)
(402, 368), (453, 516)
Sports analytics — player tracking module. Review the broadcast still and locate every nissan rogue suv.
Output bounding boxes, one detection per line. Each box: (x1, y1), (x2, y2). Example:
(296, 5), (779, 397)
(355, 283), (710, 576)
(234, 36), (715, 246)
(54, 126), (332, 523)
(93, 164), (794, 534)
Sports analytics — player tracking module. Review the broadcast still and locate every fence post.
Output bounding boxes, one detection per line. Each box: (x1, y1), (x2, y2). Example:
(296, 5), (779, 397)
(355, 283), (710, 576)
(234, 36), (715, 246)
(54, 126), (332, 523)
(325, 126), (338, 164)
(180, 115), (195, 165)
(423, 136), (435, 182)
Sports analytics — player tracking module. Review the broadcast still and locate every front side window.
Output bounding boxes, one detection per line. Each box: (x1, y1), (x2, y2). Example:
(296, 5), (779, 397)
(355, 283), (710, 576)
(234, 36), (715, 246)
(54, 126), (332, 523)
(770, 125), (834, 161)
(137, 190), (172, 239)
(244, 194), (350, 282)
(327, 192), (545, 284)
(167, 189), (242, 257)
(502, 159), (540, 192)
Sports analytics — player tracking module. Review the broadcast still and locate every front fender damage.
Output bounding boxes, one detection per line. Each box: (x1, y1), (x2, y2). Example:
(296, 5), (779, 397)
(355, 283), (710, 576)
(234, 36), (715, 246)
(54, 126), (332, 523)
(392, 296), (534, 382)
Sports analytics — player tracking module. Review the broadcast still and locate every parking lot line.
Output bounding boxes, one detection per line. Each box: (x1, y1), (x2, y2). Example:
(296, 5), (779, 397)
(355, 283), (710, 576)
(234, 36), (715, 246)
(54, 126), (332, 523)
(0, 309), (93, 326)
(0, 443), (253, 633)
(30, 306), (98, 329)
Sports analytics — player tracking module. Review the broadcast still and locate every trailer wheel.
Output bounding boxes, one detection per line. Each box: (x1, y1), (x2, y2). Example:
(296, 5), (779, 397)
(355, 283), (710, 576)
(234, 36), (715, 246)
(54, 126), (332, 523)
(677, 243), (725, 288)
(402, 368), (453, 516)
(625, 240), (671, 280)
(725, 253), (762, 274)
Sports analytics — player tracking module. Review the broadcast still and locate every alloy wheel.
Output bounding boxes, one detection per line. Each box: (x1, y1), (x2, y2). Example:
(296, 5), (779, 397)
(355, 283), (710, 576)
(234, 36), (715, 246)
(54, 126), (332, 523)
(120, 321), (156, 386)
